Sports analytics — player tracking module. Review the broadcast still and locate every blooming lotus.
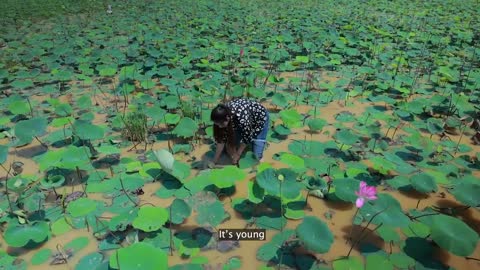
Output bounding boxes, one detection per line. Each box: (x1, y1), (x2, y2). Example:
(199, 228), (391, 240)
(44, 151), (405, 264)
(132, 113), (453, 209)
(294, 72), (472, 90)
(355, 181), (377, 208)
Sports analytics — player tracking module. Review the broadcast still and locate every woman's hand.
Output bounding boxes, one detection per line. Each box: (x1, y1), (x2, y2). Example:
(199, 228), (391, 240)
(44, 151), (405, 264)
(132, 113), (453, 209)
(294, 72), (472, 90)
(231, 153), (240, 164)
(213, 143), (225, 164)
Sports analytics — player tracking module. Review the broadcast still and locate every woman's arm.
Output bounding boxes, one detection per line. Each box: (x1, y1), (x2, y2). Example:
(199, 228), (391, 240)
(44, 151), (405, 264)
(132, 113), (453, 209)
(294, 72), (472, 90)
(213, 143), (225, 164)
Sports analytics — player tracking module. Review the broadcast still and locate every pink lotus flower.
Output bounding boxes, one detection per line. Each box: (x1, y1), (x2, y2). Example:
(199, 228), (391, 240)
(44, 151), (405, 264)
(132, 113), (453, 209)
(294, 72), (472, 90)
(355, 181), (377, 208)
(240, 49), (244, 57)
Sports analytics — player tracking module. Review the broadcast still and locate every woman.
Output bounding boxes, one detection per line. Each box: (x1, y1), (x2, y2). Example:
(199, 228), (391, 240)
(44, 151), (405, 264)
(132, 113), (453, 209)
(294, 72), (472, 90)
(211, 98), (270, 165)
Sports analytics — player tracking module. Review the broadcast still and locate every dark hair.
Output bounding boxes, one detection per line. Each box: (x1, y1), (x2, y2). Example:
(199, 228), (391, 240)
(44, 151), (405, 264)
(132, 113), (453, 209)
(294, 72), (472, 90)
(211, 104), (236, 146)
(210, 104), (230, 123)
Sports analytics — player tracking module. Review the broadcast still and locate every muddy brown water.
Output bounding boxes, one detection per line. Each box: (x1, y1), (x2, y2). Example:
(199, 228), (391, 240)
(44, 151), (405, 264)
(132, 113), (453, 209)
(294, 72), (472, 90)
(1, 82), (480, 269)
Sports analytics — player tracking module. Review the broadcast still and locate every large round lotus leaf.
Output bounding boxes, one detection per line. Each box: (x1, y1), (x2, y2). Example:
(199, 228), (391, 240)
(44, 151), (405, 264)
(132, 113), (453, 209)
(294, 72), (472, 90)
(75, 252), (104, 270)
(410, 173), (437, 194)
(334, 129), (359, 145)
(429, 214), (479, 256)
(389, 252), (415, 268)
(279, 153), (305, 170)
(359, 194), (410, 228)
(332, 256), (363, 270)
(210, 165), (246, 188)
(366, 254), (392, 270)
(31, 249), (52, 265)
(66, 198), (97, 218)
(172, 117), (198, 138)
(333, 178), (360, 203)
(255, 215), (287, 231)
(170, 264), (204, 270)
(108, 208), (138, 232)
(51, 217), (72, 236)
(450, 182), (480, 207)
(288, 140), (327, 157)
(256, 168), (279, 195)
(239, 151), (258, 169)
(172, 161), (191, 181)
(109, 242), (168, 270)
(426, 118), (444, 135)
(279, 109), (302, 128)
(257, 229), (296, 262)
(274, 124), (292, 135)
(153, 149), (174, 172)
(377, 225), (400, 243)
(247, 181), (264, 204)
(296, 216), (333, 254)
(196, 200), (226, 227)
(401, 221), (430, 238)
(8, 100), (30, 115)
(0, 145), (8, 164)
(40, 175), (65, 189)
(14, 117), (48, 144)
(307, 118), (327, 131)
(4, 222), (50, 247)
(72, 120), (105, 141)
(132, 206), (169, 232)
(169, 199), (191, 224)
(272, 93), (288, 108)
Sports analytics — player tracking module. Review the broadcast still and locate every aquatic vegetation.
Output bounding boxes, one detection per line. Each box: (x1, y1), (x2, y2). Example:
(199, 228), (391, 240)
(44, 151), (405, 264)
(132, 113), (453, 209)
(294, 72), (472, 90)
(0, 0), (479, 269)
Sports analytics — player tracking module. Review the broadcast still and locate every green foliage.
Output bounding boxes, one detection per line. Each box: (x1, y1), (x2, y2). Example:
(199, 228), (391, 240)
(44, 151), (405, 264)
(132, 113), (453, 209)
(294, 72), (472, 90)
(122, 111), (148, 142)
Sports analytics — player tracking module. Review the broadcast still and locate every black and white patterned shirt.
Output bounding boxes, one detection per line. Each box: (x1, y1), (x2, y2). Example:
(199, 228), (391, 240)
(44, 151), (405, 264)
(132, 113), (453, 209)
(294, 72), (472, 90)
(221, 99), (268, 144)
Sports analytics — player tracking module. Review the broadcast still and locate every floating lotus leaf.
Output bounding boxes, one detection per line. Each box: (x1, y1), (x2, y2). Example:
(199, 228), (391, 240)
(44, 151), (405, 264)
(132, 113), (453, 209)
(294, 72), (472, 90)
(169, 199), (191, 224)
(450, 182), (480, 207)
(109, 242), (168, 270)
(359, 194), (410, 228)
(66, 198), (98, 218)
(0, 145), (8, 164)
(172, 117), (198, 138)
(31, 249), (52, 265)
(14, 117), (48, 144)
(132, 206), (169, 232)
(410, 173), (438, 194)
(296, 216), (333, 254)
(429, 214), (479, 256)
(75, 252), (104, 270)
(72, 120), (105, 141)
(4, 222), (50, 247)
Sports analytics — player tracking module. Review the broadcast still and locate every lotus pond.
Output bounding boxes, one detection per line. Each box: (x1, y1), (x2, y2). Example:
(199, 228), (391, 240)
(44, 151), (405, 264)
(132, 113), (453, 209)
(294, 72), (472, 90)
(0, 0), (480, 269)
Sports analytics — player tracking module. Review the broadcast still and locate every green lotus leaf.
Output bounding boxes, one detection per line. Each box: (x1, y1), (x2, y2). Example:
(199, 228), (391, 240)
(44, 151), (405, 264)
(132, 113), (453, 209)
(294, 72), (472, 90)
(296, 216), (333, 253)
(109, 242), (168, 270)
(132, 206), (169, 232)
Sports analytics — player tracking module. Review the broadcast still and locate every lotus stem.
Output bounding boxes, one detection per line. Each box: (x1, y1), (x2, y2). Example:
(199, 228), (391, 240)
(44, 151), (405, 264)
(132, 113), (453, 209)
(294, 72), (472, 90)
(170, 206), (174, 256)
(408, 212), (440, 221)
(34, 136), (48, 148)
(347, 207), (389, 257)
(391, 124), (400, 140)
(26, 97), (34, 117)
(4, 164), (13, 213)
(0, 164), (14, 178)
(346, 208), (360, 243)
(454, 123), (467, 155)
(465, 257), (480, 262)
(280, 180), (283, 232)
(119, 176), (138, 207)
(347, 222), (383, 258)
(75, 166), (88, 197)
